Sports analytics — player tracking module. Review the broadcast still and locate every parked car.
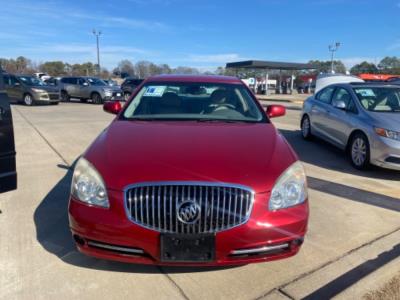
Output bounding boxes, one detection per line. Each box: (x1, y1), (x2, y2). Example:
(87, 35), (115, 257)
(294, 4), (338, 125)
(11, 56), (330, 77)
(314, 73), (364, 94)
(69, 75), (309, 266)
(301, 82), (400, 170)
(3, 74), (60, 106)
(0, 70), (17, 193)
(121, 77), (143, 100)
(59, 77), (123, 104)
(33, 72), (51, 82)
(44, 76), (61, 86)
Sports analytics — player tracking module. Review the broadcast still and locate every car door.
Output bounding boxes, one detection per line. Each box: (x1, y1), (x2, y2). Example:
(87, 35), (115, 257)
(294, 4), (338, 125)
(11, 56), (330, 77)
(309, 86), (336, 139)
(65, 77), (78, 97)
(9, 76), (24, 102)
(2, 75), (15, 102)
(77, 78), (90, 98)
(0, 73), (17, 193)
(324, 87), (357, 148)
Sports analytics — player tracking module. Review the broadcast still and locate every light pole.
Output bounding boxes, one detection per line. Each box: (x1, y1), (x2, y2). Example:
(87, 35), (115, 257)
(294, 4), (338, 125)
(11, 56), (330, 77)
(329, 42), (341, 73)
(92, 29), (102, 75)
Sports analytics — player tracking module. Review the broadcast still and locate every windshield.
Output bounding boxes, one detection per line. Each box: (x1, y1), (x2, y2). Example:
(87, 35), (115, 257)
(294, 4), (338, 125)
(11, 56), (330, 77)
(354, 87), (400, 112)
(87, 77), (106, 86)
(17, 76), (46, 86)
(122, 83), (265, 122)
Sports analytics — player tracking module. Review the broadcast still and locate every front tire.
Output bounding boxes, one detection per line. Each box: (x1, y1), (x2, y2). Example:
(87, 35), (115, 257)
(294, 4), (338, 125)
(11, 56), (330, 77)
(349, 133), (370, 170)
(91, 93), (103, 104)
(301, 115), (312, 140)
(23, 94), (35, 106)
(61, 91), (70, 102)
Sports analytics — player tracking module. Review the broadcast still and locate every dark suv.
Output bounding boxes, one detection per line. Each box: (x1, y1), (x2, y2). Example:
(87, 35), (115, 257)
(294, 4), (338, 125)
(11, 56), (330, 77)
(121, 78), (143, 100)
(59, 77), (124, 104)
(0, 69), (17, 193)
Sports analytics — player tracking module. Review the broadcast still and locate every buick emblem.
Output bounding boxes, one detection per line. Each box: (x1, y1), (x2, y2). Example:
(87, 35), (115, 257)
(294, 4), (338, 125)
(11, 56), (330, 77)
(177, 201), (201, 224)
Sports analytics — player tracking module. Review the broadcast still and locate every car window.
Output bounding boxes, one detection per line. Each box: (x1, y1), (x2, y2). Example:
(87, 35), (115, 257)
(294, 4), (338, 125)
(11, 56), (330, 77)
(3, 75), (10, 85)
(87, 77), (106, 86)
(17, 76), (46, 86)
(332, 88), (356, 112)
(62, 78), (72, 84)
(10, 76), (18, 86)
(354, 87), (400, 112)
(316, 87), (335, 104)
(123, 82), (266, 123)
(78, 78), (86, 85)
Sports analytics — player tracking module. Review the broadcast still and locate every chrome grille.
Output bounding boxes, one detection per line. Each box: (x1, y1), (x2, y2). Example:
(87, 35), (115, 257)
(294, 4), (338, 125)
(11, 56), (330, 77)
(125, 182), (254, 233)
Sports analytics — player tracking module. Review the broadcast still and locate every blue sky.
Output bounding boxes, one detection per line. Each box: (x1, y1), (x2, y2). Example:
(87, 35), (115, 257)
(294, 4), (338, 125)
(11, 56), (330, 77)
(1, 0), (400, 71)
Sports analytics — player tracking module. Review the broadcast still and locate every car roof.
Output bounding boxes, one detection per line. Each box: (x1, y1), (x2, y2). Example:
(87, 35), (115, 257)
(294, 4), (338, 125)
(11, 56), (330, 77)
(145, 74), (242, 84)
(333, 82), (400, 89)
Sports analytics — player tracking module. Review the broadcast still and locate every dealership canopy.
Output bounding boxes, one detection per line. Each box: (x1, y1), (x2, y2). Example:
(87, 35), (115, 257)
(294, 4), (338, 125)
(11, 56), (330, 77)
(225, 60), (316, 95)
(226, 60), (315, 70)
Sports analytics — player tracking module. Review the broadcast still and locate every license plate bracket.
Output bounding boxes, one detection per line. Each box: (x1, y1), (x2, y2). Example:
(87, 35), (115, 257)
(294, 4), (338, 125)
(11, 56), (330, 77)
(160, 233), (215, 262)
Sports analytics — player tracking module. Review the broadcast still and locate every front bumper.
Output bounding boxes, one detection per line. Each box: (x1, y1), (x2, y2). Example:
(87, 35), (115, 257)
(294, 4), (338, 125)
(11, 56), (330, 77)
(102, 91), (124, 101)
(69, 190), (309, 266)
(370, 135), (400, 171)
(34, 92), (60, 102)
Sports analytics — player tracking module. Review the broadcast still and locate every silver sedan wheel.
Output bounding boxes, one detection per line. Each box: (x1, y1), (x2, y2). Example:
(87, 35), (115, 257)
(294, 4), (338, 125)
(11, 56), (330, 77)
(24, 94), (33, 106)
(302, 117), (311, 138)
(351, 137), (367, 166)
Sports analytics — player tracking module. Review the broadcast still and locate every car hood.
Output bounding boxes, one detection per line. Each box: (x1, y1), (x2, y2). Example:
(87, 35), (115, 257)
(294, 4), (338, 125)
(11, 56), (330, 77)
(104, 86), (123, 92)
(369, 112), (400, 131)
(32, 85), (59, 93)
(84, 121), (298, 193)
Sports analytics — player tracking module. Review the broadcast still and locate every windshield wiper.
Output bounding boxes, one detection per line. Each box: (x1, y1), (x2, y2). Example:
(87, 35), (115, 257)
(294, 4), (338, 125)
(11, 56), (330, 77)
(196, 118), (257, 123)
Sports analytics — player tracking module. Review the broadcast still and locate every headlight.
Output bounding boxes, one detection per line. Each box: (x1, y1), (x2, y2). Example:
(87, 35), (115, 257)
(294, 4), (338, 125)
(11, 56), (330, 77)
(269, 161), (308, 211)
(375, 127), (400, 141)
(32, 88), (46, 93)
(71, 157), (109, 208)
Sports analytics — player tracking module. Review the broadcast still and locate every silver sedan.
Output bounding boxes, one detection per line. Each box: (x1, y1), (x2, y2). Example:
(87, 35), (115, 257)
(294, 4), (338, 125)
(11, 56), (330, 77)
(300, 83), (400, 170)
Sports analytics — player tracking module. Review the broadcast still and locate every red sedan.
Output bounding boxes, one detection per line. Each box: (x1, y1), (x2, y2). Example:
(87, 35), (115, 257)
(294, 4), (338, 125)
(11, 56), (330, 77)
(68, 75), (309, 266)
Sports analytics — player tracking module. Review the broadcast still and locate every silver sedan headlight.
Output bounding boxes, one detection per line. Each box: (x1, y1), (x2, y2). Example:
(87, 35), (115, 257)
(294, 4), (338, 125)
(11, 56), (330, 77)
(71, 157), (109, 208)
(375, 127), (400, 141)
(269, 161), (308, 211)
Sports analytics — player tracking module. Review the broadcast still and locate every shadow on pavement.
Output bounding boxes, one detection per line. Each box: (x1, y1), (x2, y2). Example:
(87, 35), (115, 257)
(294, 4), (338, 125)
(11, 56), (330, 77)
(303, 243), (400, 300)
(279, 129), (400, 181)
(33, 162), (237, 274)
(308, 177), (400, 212)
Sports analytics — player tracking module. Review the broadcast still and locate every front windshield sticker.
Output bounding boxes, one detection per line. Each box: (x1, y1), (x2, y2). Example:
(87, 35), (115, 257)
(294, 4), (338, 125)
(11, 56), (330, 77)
(356, 89), (376, 97)
(144, 86), (166, 97)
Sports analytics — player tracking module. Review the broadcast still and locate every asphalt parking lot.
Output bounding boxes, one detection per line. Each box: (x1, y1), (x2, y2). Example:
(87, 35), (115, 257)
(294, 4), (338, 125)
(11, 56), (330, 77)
(1, 101), (399, 299)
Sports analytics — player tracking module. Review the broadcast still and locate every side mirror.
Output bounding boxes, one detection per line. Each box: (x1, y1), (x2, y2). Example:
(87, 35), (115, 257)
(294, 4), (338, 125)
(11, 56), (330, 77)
(266, 105), (286, 118)
(14, 82), (20, 87)
(333, 100), (346, 110)
(103, 101), (122, 115)
(82, 82), (89, 86)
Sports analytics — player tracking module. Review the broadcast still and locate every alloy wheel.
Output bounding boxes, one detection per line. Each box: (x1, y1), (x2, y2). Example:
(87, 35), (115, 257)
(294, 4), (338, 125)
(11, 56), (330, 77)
(92, 93), (102, 104)
(351, 137), (367, 166)
(301, 116), (312, 139)
(24, 94), (33, 106)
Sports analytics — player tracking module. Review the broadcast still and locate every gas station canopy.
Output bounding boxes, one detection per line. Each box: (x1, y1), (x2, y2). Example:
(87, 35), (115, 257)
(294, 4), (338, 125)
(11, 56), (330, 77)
(226, 60), (315, 70)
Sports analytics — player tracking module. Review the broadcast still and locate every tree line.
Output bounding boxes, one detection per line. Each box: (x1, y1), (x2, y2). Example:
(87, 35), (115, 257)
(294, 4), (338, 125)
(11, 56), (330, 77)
(0, 56), (205, 78)
(2, 56), (400, 79)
